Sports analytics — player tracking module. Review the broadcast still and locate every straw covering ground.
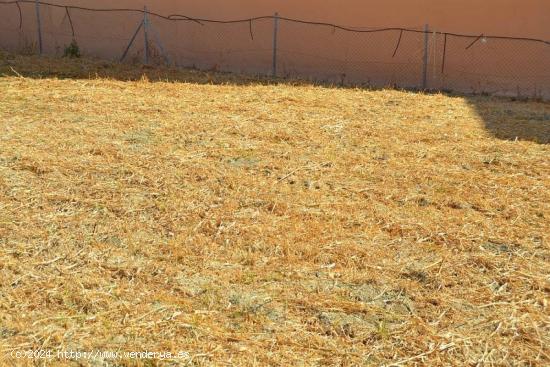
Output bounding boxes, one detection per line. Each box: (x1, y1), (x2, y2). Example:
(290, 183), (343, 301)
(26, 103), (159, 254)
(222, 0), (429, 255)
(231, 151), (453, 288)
(0, 52), (549, 366)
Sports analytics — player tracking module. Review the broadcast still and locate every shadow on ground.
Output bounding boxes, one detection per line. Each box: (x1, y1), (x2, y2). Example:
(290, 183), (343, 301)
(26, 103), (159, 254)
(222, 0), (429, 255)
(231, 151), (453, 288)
(0, 52), (295, 87)
(1, 52), (549, 144)
(467, 96), (550, 144)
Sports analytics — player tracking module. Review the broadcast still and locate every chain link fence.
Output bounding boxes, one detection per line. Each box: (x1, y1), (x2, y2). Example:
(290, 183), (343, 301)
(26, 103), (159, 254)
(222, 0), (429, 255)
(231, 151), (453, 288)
(2, 1), (550, 98)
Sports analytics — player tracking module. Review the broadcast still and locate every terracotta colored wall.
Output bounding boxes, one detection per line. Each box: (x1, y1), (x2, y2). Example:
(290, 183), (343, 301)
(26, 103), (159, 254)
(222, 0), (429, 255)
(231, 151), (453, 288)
(25, 0), (550, 38)
(1, 1), (549, 96)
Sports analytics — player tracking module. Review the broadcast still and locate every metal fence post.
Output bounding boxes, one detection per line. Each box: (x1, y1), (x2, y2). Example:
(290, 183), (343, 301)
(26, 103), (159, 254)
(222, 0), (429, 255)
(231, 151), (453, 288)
(422, 24), (429, 90)
(272, 12), (279, 77)
(143, 6), (149, 65)
(34, 0), (43, 54)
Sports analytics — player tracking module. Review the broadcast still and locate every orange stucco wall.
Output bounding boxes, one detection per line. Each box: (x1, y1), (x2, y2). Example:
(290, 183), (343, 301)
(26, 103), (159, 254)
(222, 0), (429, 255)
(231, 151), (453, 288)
(1, 1), (549, 96)
(35, 0), (550, 38)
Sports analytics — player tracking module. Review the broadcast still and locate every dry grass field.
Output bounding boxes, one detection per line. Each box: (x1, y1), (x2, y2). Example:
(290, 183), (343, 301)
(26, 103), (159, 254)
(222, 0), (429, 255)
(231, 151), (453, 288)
(0, 52), (549, 366)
